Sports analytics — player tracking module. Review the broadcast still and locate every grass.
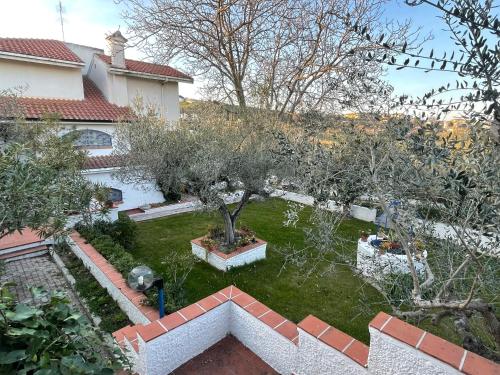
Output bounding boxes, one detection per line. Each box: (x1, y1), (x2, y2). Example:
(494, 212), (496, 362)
(131, 198), (461, 345)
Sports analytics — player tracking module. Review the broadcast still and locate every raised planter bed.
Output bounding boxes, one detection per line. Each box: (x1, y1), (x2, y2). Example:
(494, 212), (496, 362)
(191, 237), (267, 271)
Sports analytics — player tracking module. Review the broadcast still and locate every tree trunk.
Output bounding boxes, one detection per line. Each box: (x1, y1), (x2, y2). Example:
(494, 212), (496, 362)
(218, 189), (253, 246)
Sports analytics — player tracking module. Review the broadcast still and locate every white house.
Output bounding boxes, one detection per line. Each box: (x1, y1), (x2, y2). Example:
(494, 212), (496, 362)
(0, 31), (193, 217)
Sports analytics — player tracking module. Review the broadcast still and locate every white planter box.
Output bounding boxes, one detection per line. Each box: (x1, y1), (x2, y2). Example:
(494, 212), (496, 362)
(350, 204), (377, 222)
(356, 235), (427, 278)
(191, 237), (267, 271)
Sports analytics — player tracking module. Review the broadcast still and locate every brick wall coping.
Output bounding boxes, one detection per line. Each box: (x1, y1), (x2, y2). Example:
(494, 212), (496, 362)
(191, 237), (267, 260)
(114, 285), (299, 346)
(298, 315), (369, 367)
(370, 311), (499, 375)
(69, 231), (158, 322)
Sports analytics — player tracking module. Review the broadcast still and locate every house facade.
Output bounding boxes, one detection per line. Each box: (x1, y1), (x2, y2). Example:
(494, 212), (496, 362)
(0, 32), (193, 218)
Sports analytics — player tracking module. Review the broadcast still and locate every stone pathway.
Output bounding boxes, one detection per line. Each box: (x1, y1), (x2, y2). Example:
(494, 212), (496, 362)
(0, 254), (84, 311)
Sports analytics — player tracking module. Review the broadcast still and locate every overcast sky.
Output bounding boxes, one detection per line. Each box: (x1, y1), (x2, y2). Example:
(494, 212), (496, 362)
(0, 0), (463, 101)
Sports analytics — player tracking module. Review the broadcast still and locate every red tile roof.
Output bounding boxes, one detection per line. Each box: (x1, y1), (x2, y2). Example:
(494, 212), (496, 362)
(14, 77), (132, 122)
(97, 54), (192, 81)
(0, 38), (82, 63)
(83, 155), (123, 170)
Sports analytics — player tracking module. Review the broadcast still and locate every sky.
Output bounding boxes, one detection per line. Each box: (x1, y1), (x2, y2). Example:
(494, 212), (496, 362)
(0, 0), (473, 101)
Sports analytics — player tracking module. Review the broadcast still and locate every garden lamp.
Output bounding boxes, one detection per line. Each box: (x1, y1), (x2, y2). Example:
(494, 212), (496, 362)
(128, 265), (165, 318)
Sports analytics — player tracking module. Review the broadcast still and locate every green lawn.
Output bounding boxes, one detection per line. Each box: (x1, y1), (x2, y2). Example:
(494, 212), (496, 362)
(131, 198), (460, 345)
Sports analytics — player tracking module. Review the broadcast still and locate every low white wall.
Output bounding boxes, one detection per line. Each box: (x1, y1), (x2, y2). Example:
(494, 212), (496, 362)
(350, 205), (377, 222)
(67, 236), (149, 324)
(295, 329), (368, 375)
(143, 303), (230, 375)
(191, 242), (267, 271)
(230, 303), (297, 374)
(83, 169), (164, 212)
(368, 328), (461, 375)
(357, 236), (426, 278)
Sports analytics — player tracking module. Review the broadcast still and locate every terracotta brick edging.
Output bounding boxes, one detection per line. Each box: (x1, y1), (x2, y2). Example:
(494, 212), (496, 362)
(68, 231), (158, 323)
(191, 237), (267, 260)
(298, 315), (369, 367)
(369, 311), (499, 375)
(121, 285), (299, 345)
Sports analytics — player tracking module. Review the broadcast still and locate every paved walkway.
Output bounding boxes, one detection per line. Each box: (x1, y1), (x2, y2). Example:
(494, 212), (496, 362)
(0, 254), (83, 310)
(172, 335), (278, 375)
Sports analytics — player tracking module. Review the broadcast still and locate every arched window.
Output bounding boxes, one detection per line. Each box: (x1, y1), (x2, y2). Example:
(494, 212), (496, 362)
(68, 129), (112, 148)
(108, 188), (123, 203)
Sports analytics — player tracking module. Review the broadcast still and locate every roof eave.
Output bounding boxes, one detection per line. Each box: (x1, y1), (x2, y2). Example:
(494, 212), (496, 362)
(108, 67), (194, 84)
(0, 51), (85, 68)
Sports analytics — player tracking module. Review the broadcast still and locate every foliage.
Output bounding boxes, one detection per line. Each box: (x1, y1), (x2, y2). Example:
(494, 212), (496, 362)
(0, 283), (126, 374)
(74, 215), (138, 251)
(76, 219), (195, 316)
(56, 243), (131, 333)
(114, 102), (278, 245)
(0, 130), (96, 240)
(351, 0), (500, 140)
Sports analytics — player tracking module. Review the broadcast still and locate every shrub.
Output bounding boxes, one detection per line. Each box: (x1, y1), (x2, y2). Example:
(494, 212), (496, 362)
(0, 283), (126, 373)
(111, 214), (138, 250)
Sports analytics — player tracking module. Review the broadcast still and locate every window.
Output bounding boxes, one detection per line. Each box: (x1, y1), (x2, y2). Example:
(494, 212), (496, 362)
(108, 188), (123, 203)
(69, 129), (112, 148)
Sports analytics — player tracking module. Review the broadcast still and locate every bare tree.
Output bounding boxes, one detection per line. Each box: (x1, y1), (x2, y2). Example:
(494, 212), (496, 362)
(121, 0), (409, 114)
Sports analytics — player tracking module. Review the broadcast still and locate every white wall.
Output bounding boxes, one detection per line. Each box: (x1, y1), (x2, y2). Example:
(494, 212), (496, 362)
(230, 303), (297, 374)
(127, 78), (180, 122)
(295, 329), (367, 375)
(60, 123), (116, 156)
(88, 56), (111, 101)
(67, 235), (150, 324)
(65, 43), (104, 75)
(83, 169), (164, 211)
(142, 303), (230, 375)
(0, 59), (83, 99)
(368, 328), (461, 375)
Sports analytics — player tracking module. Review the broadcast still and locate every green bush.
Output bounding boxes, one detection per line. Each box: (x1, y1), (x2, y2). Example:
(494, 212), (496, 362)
(0, 283), (126, 373)
(112, 214), (138, 250)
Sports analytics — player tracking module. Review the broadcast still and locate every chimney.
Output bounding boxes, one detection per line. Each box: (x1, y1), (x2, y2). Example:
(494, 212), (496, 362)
(106, 30), (127, 68)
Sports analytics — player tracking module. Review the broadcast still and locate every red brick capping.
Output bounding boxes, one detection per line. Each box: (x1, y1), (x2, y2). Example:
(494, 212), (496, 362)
(70, 231), (158, 322)
(369, 312), (499, 375)
(115, 285), (299, 346)
(298, 315), (369, 367)
(191, 237), (267, 260)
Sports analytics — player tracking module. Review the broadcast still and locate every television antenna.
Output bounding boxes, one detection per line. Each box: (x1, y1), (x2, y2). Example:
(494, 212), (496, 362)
(58, 1), (65, 41)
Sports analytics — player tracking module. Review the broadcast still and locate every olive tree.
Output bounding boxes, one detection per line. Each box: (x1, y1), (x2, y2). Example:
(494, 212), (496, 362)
(0, 93), (100, 240)
(114, 103), (279, 245)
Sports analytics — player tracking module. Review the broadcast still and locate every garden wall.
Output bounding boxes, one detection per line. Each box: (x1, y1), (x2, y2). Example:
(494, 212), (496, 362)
(111, 285), (498, 375)
(67, 232), (158, 325)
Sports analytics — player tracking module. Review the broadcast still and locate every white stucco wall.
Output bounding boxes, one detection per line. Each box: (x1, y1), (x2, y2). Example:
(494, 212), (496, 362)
(294, 329), (367, 375)
(127, 78), (180, 122)
(0, 59), (83, 99)
(59, 123), (116, 156)
(88, 56), (111, 100)
(65, 43), (104, 75)
(67, 236), (149, 324)
(142, 303), (230, 375)
(230, 303), (297, 374)
(350, 205), (377, 222)
(368, 328), (462, 375)
(191, 242), (267, 271)
(83, 169), (164, 211)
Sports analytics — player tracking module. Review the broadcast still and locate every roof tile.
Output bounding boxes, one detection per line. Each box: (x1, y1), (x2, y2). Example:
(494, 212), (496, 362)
(97, 54), (192, 81)
(0, 38), (82, 63)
